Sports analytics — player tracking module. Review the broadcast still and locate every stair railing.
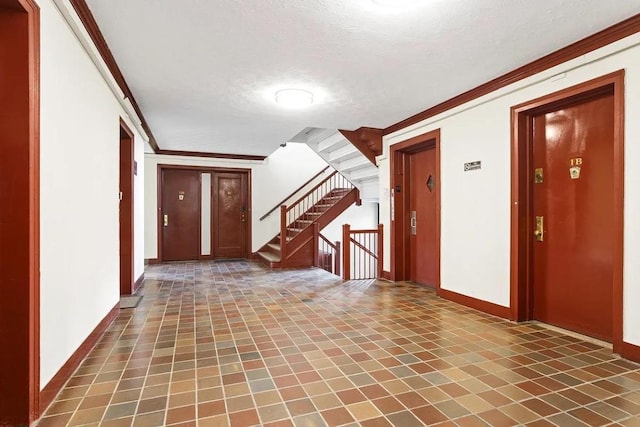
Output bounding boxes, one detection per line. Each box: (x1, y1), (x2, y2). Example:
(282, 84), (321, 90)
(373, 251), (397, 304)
(280, 171), (354, 241)
(313, 223), (341, 276)
(342, 224), (383, 280)
(260, 166), (330, 221)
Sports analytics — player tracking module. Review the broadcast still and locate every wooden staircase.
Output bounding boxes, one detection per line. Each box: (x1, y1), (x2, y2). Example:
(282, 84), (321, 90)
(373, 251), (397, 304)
(257, 172), (360, 269)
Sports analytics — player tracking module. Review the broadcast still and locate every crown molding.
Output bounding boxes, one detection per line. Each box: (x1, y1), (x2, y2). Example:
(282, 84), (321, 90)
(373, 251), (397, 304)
(384, 13), (640, 135)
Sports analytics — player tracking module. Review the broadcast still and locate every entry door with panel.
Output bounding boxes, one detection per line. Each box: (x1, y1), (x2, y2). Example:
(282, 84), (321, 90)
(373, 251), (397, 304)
(212, 172), (248, 259)
(409, 148), (438, 287)
(532, 91), (614, 341)
(161, 169), (201, 262)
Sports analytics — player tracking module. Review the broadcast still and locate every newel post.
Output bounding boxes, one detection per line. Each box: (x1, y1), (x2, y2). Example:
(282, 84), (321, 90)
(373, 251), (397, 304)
(342, 224), (351, 280)
(312, 223), (320, 268)
(280, 205), (287, 266)
(335, 241), (341, 277)
(377, 223), (384, 279)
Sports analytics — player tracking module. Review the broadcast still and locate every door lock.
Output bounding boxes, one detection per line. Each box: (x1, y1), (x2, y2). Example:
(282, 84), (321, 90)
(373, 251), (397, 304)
(410, 211), (417, 235)
(534, 216), (544, 242)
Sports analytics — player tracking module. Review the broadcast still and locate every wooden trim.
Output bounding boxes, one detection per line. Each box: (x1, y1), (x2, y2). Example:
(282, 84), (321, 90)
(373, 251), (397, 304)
(132, 273), (144, 294)
(39, 303), (119, 414)
(119, 119), (135, 296)
(438, 289), (511, 320)
(384, 14), (640, 135)
(156, 149), (266, 161)
(389, 129), (441, 288)
(342, 224), (351, 280)
(0, 1), (40, 424)
(381, 270), (392, 281)
(68, 0), (159, 152)
(339, 127), (383, 165)
(510, 71), (624, 353)
(145, 258), (160, 265)
(620, 341), (640, 363)
(260, 166), (331, 220)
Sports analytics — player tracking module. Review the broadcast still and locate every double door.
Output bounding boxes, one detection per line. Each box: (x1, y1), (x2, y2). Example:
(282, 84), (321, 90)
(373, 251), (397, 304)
(161, 169), (249, 261)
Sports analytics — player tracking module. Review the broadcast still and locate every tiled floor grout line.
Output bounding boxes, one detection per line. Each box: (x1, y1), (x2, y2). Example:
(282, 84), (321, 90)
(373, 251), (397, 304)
(36, 260), (640, 427)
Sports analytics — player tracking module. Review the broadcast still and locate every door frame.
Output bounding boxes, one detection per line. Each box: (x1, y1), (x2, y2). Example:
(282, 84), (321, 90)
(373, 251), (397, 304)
(119, 119), (135, 294)
(510, 70), (624, 352)
(0, 0), (40, 423)
(157, 165), (252, 262)
(389, 129), (441, 287)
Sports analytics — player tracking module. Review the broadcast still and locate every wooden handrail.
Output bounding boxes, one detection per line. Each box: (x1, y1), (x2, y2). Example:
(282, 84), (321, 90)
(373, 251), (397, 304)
(349, 237), (377, 259)
(260, 166), (331, 220)
(319, 233), (337, 251)
(343, 224), (383, 280)
(286, 171), (338, 214)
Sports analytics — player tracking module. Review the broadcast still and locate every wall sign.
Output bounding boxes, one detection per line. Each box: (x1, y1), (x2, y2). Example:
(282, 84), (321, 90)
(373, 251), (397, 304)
(464, 161), (481, 171)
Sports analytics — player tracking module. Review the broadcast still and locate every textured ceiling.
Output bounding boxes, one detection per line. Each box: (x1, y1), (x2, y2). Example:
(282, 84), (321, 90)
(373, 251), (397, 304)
(85, 0), (640, 156)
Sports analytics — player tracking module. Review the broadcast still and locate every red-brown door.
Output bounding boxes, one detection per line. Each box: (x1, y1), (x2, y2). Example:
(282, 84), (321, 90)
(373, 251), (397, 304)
(212, 172), (248, 258)
(161, 169), (201, 261)
(119, 124), (134, 295)
(409, 148), (438, 286)
(532, 91), (614, 341)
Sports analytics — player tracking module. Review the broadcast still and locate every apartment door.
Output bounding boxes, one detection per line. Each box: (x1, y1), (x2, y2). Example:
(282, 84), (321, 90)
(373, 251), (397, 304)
(119, 123), (134, 294)
(532, 91), (614, 341)
(161, 169), (200, 261)
(212, 172), (248, 258)
(409, 148), (438, 286)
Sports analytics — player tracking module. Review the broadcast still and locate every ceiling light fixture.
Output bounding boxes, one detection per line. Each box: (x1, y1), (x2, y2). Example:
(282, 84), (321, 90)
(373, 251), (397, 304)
(275, 89), (314, 108)
(371, 0), (420, 7)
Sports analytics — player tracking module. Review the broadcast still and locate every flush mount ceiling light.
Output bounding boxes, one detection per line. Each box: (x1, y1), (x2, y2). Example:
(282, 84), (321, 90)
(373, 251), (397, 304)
(371, 0), (420, 7)
(275, 89), (314, 108)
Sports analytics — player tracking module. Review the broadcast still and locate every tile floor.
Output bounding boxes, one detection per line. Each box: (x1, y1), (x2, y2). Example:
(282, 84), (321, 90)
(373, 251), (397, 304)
(38, 261), (640, 426)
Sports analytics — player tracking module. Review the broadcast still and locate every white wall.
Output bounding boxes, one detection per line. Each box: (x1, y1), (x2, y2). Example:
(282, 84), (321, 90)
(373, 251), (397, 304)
(144, 143), (329, 257)
(381, 32), (640, 346)
(39, 0), (145, 387)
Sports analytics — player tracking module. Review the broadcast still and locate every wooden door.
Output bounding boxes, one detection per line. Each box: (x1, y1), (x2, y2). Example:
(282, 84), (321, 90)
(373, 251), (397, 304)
(212, 172), (248, 258)
(161, 169), (201, 261)
(532, 92), (614, 341)
(119, 124), (134, 294)
(409, 148), (438, 286)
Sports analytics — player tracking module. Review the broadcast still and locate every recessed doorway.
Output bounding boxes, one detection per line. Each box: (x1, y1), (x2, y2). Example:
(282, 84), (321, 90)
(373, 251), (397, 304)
(390, 129), (441, 287)
(511, 71), (624, 350)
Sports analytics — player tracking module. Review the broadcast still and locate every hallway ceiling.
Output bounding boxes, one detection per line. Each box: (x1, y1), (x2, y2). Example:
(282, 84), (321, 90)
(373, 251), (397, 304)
(84, 0), (640, 156)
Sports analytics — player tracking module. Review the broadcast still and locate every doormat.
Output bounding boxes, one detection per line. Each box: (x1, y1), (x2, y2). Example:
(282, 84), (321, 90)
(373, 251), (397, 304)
(120, 295), (142, 309)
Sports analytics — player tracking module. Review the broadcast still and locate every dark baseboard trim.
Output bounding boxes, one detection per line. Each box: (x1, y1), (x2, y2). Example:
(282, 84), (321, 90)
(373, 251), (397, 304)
(381, 270), (392, 281)
(39, 302), (119, 413)
(620, 341), (640, 363)
(437, 288), (511, 320)
(145, 258), (160, 265)
(200, 255), (213, 261)
(132, 273), (144, 294)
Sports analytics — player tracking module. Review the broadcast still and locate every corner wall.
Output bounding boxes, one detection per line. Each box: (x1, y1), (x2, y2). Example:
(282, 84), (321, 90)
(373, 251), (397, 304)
(39, 0), (146, 387)
(380, 32), (640, 346)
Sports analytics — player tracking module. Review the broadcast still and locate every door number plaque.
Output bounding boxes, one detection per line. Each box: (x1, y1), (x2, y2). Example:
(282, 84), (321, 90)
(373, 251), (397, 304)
(569, 157), (583, 180)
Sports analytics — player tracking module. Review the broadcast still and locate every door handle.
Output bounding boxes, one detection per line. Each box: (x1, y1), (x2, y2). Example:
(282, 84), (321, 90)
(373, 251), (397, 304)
(164, 214), (169, 227)
(534, 216), (544, 242)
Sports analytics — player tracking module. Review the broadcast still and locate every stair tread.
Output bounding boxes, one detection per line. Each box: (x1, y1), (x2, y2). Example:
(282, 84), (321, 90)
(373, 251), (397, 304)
(267, 243), (281, 251)
(257, 251), (281, 262)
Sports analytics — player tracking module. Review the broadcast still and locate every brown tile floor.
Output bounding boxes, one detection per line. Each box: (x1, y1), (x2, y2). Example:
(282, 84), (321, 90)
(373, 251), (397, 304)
(38, 261), (640, 426)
